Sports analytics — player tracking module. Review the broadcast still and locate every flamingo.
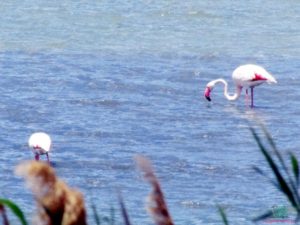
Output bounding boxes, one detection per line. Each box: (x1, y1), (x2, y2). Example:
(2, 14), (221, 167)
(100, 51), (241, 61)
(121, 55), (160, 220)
(204, 64), (277, 107)
(28, 132), (52, 162)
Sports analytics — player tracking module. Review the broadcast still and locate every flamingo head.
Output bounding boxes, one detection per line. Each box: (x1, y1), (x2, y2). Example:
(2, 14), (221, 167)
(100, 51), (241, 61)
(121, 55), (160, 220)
(204, 81), (215, 101)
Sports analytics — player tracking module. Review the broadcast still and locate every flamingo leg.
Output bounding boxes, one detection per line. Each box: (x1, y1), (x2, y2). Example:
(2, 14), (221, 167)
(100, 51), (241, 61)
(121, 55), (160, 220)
(35, 154), (40, 161)
(245, 89), (249, 106)
(251, 87), (254, 107)
(46, 153), (50, 163)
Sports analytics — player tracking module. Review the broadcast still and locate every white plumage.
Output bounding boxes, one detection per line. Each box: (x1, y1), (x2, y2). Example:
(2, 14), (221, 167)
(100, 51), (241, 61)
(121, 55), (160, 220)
(28, 132), (52, 162)
(204, 64), (277, 107)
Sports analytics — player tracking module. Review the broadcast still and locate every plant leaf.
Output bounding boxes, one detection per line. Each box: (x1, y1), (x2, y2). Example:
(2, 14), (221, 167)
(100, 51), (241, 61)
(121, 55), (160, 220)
(118, 192), (132, 225)
(290, 153), (299, 187)
(250, 128), (299, 210)
(253, 166), (279, 188)
(110, 206), (115, 225)
(261, 124), (300, 206)
(0, 199), (28, 225)
(253, 210), (274, 222)
(91, 203), (101, 225)
(217, 205), (229, 225)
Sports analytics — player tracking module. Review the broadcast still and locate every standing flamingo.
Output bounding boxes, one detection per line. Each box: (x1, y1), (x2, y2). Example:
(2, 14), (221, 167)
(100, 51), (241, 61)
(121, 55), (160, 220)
(204, 64), (277, 107)
(28, 132), (52, 162)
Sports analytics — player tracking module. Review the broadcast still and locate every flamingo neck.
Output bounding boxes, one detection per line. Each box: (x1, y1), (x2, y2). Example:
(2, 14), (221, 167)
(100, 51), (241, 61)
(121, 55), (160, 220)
(212, 79), (242, 101)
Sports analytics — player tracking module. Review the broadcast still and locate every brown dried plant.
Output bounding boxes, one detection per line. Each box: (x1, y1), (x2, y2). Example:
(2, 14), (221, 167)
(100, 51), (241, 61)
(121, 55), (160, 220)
(135, 155), (174, 225)
(0, 204), (9, 225)
(15, 161), (87, 225)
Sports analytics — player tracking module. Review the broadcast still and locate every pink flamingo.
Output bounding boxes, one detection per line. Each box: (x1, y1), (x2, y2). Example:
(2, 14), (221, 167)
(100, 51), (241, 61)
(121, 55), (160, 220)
(28, 132), (52, 162)
(204, 64), (277, 107)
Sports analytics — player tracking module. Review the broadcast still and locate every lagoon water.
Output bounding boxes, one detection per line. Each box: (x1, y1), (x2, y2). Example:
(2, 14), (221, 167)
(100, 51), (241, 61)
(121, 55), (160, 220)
(0, 1), (300, 224)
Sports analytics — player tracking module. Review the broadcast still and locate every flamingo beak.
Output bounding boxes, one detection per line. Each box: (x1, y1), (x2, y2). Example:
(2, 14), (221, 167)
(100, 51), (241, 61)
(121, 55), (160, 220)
(204, 87), (211, 101)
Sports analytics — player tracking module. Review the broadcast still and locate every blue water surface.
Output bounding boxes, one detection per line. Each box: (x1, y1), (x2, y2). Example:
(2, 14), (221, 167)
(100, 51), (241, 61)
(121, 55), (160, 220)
(0, 1), (300, 224)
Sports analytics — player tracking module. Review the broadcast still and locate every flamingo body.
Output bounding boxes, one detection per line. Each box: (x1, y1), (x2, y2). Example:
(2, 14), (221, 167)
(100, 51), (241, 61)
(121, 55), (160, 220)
(204, 64), (277, 107)
(28, 132), (52, 162)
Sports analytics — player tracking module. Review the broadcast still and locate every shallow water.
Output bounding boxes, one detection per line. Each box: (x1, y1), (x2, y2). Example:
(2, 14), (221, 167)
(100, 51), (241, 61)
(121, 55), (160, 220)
(0, 1), (300, 224)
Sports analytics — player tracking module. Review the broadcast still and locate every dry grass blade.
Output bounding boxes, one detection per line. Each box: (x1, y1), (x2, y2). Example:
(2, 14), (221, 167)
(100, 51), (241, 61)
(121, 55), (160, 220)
(0, 204), (10, 225)
(135, 155), (174, 225)
(15, 161), (87, 225)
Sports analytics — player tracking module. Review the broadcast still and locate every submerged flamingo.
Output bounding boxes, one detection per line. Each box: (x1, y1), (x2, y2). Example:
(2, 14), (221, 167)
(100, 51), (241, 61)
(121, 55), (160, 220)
(28, 132), (52, 162)
(204, 64), (277, 107)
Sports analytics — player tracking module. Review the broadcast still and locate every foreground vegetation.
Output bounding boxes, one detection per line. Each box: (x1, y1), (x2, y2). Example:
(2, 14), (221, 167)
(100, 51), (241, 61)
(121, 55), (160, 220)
(1, 124), (300, 224)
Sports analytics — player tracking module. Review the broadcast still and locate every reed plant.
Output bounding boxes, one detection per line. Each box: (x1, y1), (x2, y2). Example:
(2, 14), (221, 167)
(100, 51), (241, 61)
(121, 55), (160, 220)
(1, 156), (174, 225)
(117, 192), (132, 225)
(15, 160), (87, 225)
(0, 198), (27, 225)
(135, 155), (174, 225)
(251, 124), (300, 223)
(218, 124), (300, 224)
(91, 204), (116, 225)
(217, 206), (229, 225)
(2, 124), (300, 225)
